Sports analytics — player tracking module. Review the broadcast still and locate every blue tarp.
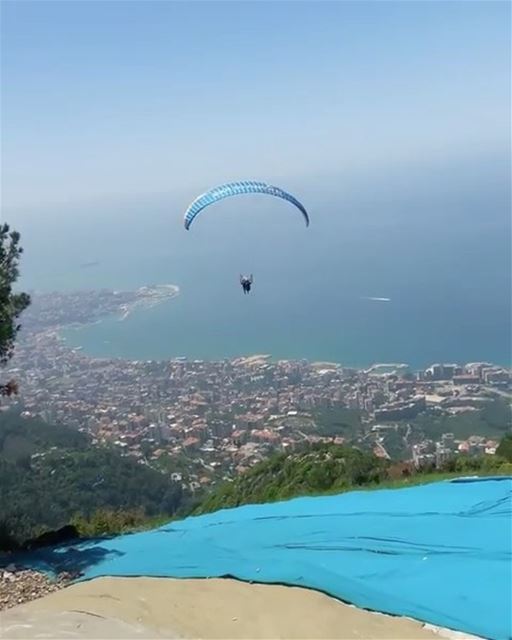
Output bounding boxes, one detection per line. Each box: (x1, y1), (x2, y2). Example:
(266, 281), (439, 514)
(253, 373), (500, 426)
(24, 478), (512, 640)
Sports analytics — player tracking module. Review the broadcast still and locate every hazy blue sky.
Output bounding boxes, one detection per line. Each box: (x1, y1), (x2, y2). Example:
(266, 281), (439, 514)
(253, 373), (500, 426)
(1, 0), (510, 210)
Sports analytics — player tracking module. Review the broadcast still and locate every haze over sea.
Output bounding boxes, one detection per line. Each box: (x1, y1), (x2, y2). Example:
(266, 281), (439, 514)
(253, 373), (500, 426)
(2, 0), (510, 369)
(10, 154), (511, 369)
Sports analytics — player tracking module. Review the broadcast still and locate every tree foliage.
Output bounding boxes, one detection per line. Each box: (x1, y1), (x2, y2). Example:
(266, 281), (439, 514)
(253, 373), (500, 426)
(196, 444), (390, 514)
(496, 434), (512, 462)
(311, 407), (364, 437)
(196, 439), (512, 516)
(0, 223), (30, 396)
(0, 409), (88, 462)
(411, 399), (512, 440)
(0, 410), (186, 549)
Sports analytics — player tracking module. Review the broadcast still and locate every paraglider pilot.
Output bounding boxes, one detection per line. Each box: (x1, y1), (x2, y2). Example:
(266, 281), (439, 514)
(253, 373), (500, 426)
(240, 274), (253, 294)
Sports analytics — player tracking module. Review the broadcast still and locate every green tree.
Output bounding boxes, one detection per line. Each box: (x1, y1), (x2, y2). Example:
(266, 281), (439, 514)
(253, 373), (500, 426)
(496, 434), (512, 462)
(0, 223), (30, 397)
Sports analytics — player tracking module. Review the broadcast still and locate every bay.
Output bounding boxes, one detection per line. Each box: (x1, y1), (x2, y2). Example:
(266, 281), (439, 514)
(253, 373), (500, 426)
(11, 164), (511, 368)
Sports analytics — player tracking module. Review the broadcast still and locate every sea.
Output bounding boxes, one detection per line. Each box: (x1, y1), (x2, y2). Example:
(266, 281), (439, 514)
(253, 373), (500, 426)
(8, 160), (512, 369)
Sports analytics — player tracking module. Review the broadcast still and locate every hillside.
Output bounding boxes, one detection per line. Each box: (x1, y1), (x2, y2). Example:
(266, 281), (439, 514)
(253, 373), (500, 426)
(410, 398), (512, 441)
(1, 409), (510, 550)
(0, 410), (185, 549)
(196, 442), (512, 515)
(496, 434), (512, 461)
(0, 409), (88, 462)
(196, 445), (390, 514)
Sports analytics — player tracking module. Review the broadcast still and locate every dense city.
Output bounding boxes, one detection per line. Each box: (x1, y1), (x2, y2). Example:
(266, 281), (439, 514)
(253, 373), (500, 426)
(5, 288), (511, 492)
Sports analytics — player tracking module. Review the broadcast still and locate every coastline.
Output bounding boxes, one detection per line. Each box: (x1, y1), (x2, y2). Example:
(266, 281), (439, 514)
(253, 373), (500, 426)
(56, 283), (181, 343)
(27, 284), (511, 369)
(117, 284), (180, 321)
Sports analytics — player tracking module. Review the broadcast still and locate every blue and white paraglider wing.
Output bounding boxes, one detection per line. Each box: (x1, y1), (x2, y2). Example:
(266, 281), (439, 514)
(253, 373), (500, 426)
(184, 181), (309, 230)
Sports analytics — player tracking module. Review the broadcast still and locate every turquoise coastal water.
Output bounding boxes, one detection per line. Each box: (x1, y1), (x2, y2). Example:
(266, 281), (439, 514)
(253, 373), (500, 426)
(13, 166), (512, 367)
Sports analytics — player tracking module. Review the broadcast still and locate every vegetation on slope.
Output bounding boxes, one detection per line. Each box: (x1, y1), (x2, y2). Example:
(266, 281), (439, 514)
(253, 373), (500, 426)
(310, 407), (365, 437)
(196, 444), (388, 514)
(196, 441), (512, 515)
(0, 409), (88, 462)
(0, 410), (185, 549)
(411, 399), (512, 440)
(1, 407), (510, 551)
(496, 434), (512, 462)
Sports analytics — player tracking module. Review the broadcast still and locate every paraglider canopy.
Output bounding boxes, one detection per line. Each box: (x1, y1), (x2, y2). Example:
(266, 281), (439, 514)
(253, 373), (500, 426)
(184, 181), (309, 230)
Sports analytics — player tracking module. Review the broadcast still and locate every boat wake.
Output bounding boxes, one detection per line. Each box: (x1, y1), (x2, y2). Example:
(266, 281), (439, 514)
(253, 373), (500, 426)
(361, 296), (391, 302)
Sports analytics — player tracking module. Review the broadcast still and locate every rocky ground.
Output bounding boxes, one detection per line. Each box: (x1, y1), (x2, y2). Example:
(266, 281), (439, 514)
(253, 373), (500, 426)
(0, 566), (77, 611)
